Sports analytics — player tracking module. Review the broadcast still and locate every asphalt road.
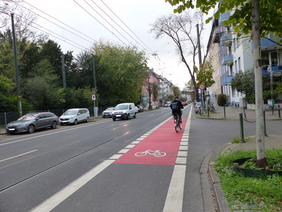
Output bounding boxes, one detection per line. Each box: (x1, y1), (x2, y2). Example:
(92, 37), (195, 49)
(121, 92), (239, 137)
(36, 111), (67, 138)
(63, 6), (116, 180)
(0, 105), (281, 212)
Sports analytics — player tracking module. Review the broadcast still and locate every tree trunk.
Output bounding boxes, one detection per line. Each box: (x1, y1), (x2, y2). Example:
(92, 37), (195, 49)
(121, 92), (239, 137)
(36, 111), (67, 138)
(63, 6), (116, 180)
(192, 75), (199, 102)
(252, 0), (267, 168)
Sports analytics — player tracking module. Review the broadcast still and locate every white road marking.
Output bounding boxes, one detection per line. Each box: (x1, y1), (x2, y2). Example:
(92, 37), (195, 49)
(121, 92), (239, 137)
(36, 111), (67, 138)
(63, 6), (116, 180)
(30, 159), (114, 212)
(163, 105), (192, 212)
(0, 149), (38, 163)
(162, 165), (186, 212)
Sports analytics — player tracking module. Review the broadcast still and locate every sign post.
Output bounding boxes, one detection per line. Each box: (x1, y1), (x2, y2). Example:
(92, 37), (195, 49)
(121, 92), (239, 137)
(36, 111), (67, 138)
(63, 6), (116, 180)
(199, 84), (205, 113)
(92, 91), (98, 118)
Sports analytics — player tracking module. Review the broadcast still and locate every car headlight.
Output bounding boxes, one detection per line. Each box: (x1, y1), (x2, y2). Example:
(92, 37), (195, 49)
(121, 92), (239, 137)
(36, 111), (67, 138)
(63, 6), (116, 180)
(122, 110), (127, 113)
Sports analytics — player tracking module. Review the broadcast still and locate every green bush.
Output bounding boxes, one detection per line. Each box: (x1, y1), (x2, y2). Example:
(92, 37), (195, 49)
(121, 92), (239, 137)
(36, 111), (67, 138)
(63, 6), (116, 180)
(217, 94), (227, 106)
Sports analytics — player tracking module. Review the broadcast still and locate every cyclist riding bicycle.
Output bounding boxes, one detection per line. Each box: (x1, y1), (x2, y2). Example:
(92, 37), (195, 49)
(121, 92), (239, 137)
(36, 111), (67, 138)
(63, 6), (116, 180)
(170, 96), (184, 122)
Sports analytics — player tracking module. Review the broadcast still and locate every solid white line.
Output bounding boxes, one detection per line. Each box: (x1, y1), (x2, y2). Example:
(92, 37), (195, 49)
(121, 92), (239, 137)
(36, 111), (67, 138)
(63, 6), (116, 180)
(30, 159), (114, 212)
(162, 165), (186, 212)
(0, 149), (38, 163)
(162, 105), (192, 212)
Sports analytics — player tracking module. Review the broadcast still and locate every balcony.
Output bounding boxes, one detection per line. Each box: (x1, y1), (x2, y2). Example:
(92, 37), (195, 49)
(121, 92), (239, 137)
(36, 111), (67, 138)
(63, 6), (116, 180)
(262, 64), (282, 76)
(219, 12), (230, 24)
(222, 76), (234, 85)
(222, 54), (233, 66)
(220, 33), (232, 46)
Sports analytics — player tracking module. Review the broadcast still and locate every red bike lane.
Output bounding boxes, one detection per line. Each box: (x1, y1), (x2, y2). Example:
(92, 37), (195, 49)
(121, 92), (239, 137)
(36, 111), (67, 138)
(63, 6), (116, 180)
(114, 118), (187, 165)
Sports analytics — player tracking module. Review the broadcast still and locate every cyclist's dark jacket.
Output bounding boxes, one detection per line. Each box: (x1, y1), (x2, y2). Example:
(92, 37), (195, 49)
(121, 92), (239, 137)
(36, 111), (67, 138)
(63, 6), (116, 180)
(170, 99), (183, 113)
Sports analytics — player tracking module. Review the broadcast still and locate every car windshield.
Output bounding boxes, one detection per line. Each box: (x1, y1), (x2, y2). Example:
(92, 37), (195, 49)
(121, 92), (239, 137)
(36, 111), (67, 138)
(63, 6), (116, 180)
(64, 110), (77, 115)
(18, 114), (36, 120)
(115, 105), (128, 110)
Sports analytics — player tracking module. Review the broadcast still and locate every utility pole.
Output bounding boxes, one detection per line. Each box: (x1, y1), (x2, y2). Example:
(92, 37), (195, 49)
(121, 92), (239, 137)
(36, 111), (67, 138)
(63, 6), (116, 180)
(11, 13), (22, 117)
(197, 24), (204, 109)
(92, 55), (98, 118)
(61, 52), (66, 89)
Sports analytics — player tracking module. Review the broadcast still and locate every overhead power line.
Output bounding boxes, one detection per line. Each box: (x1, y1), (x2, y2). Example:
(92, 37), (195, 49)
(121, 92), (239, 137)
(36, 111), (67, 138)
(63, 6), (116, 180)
(100, 0), (155, 54)
(73, 0), (128, 46)
(90, 0), (153, 55)
(17, 0), (96, 43)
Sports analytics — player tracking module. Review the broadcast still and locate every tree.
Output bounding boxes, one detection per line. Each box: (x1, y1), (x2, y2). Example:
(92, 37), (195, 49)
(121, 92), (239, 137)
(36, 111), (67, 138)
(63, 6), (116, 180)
(196, 59), (215, 90)
(165, 0), (282, 169)
(149, 10), (204, 102)
(171, 85), (182, 97)
(91, 40), (147, 106)
(24, 59), (63, 109)
(152, 82), (159, 102)
(231, 70), (255, 104)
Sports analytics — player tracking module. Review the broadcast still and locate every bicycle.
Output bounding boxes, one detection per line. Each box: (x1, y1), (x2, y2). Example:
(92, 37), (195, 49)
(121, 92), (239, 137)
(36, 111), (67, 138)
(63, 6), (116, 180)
(173, 114), (182, 133)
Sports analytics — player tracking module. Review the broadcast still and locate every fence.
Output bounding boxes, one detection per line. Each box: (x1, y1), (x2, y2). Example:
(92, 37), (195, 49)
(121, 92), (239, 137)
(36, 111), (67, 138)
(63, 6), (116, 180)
(0, 106), (109, 126)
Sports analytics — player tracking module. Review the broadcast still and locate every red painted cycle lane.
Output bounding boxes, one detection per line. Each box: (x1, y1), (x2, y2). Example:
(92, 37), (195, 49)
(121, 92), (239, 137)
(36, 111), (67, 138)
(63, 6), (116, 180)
(114, 118), (187, 165)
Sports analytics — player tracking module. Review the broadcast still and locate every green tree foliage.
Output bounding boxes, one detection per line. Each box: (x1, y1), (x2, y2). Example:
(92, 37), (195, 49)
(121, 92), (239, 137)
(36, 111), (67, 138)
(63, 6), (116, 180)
(91, 41), (147, 106)
(0, 75), (16, 111)
(263, 90), (279, 104)
(171, 86), (182, 97)
(217, 94), (227, 106)
(231, 70), (255, 104)
(195, 60), (215, 88)
(152, 82), (159, 102)
(165, 0), (282, 38)
(24, 59), (63, 109)
(276, 83), (282, 95)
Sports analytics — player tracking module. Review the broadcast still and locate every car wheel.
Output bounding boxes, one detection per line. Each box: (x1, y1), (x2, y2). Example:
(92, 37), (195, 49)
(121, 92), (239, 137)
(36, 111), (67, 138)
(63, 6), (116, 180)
(86, 117), (90, 123)
(28, 125), (35, 134)
(113, 118), (116, 121)
(133, 113), (136, 118)
(74, 119), (78, 125)
(51, 121), (57, 129)
(127, 114), (129, 120)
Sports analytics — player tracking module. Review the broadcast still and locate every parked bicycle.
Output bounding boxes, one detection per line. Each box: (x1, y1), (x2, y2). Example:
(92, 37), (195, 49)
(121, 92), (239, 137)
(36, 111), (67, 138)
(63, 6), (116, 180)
(174, 114), (182, 133)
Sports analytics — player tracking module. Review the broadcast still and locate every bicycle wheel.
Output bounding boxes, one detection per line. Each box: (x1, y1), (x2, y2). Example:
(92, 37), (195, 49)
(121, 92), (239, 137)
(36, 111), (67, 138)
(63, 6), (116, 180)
(179, 122), (182, 130)
(135, 151), (147, 157)
(175, 119), (179, 133)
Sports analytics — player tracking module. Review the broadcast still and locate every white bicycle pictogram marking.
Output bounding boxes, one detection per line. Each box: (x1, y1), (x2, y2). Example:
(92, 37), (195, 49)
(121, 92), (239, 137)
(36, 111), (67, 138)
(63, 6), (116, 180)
(135, 149), (166, 157)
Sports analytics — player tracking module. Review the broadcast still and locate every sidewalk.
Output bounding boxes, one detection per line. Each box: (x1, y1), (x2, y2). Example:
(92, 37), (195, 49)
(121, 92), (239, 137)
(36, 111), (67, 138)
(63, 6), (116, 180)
(198, 105), (282, 212)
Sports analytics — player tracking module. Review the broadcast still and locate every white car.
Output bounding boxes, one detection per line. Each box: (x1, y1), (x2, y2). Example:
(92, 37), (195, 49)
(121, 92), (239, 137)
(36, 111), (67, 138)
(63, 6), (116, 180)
(112, 103), (136, 121)
(59, 108), (90, 125)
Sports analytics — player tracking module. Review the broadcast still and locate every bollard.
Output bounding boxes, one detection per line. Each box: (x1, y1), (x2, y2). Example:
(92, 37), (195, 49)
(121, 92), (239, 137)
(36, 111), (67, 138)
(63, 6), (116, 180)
(224, 106), (226, 119)
(239, 113), (246, 143)
(278, 105), (281, 118)
(263, 111), (268, 136)
(208, 105), (209, 117)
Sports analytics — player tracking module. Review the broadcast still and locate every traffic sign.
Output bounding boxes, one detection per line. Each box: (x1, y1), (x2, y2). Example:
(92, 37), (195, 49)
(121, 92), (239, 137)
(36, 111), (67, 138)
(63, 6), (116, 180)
(92, 95), (96, 100)
(199, 84), (205, 90)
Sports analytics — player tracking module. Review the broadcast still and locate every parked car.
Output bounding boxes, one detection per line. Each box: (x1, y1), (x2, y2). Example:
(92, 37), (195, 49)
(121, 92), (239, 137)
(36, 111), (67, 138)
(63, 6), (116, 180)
(164, 102), (171, 107)
(195, 102), (202, 114)
(102, 107), (115, 118)
(59, 108), (90, 125)
(6, 112), (59, 134)
(137, 105), (143, 112)
(112, 103), (136, 121)
(134, 106), (139, 113)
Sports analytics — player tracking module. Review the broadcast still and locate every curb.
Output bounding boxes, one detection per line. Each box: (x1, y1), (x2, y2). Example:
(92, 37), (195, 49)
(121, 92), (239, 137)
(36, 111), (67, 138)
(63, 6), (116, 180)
(201, 143), (232, 212)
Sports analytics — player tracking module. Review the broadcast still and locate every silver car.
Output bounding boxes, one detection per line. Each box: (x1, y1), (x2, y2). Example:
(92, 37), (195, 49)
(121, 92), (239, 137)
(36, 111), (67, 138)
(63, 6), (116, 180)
(6, 112), (59, 134)
(102, 107), (115, 118)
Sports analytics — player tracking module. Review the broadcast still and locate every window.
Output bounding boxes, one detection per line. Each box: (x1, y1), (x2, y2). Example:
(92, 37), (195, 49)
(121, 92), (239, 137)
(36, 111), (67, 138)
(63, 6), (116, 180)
(261, 52), (269, 65)
(271, 52), (278, 65)
(229, 65), (233, 76)
(238, 57), (241, 71)
(235, 60), (238, 73)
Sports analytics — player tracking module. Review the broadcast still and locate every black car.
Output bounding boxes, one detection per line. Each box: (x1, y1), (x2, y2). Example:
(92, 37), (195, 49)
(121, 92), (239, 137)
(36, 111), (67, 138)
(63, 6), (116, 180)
(6, 112), (59, 134)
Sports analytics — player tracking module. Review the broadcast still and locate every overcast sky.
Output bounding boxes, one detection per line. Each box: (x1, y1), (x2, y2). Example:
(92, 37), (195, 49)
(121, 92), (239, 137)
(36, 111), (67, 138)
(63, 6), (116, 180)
(15, 0), (213, 90)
